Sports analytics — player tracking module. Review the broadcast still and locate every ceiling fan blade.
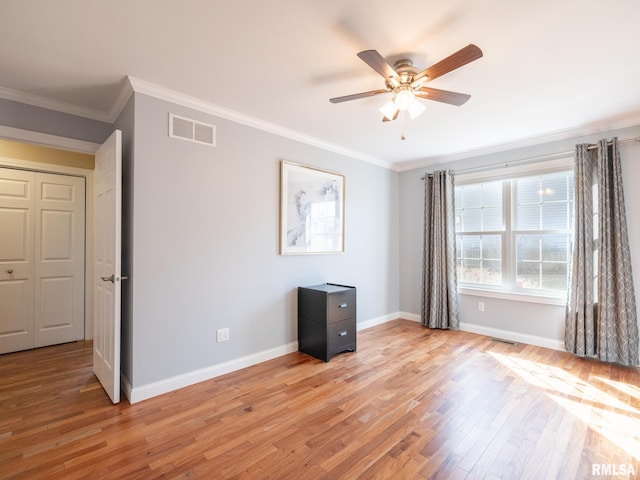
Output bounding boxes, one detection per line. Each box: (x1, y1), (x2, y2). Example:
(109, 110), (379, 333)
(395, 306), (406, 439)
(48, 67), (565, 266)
(382, 110), (399, 122)
(412, 44), (483, 84)
(357, 50), (400, 82)
(329, 89), (388, 103)
(416, 87), (471, 106)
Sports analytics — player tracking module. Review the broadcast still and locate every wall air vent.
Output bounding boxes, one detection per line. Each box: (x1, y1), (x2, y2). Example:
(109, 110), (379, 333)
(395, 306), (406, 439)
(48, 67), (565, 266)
(169, 113), (216, 146)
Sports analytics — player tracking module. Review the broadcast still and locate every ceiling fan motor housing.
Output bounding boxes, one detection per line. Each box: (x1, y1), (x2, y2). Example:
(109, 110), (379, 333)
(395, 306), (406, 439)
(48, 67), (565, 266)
(385, 59), (426, 91)
(393, 59), (419, 74)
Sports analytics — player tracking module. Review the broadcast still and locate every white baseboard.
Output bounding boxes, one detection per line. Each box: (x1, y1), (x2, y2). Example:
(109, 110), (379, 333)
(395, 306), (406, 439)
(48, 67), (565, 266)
(121, 374), (133, 402)
(385, 311), (565, 351)
(357, 311), (421, 328)
(127, 312), (403, 404)
(459, 322), (565, 351)
(124, 312), (564, 404)
(398, 312), (421, 323)
(127, 341), (298, 404)
(357, 312), (401, 330)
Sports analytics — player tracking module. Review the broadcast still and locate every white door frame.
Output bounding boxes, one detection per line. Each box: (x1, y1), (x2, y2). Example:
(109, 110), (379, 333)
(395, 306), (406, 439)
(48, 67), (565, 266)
(0, 127), (99, 340)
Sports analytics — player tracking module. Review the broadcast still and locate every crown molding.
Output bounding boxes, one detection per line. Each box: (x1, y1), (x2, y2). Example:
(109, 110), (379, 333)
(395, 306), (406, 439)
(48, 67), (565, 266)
(0, 85), (113, 123)
(9, 76), (636, 173)
(0, 78), (391, 168)
(395, 115), (640, 172)
(126, 77), (392, 170)
(0, 125), (100, 154)
(108, 79), (135, 122)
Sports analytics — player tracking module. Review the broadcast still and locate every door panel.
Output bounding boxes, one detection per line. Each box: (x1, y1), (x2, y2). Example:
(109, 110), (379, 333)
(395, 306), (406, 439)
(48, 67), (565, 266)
(0, 280), (32, 352)
(40, 276), (73, 328)
(34, 172), (85, 348)
(0, 168), (34, 354)
(41, 210), (73, 259)
(93, 130), (122, 404)
(0, 209), (30, 260)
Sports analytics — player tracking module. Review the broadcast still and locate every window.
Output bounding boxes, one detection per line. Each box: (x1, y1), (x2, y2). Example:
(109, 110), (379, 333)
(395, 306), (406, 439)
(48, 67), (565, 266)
(455, 165), (574, 298)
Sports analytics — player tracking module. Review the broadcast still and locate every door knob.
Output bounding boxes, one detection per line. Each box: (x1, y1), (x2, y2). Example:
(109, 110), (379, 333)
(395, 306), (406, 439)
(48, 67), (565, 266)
(6, 269), (13, 274)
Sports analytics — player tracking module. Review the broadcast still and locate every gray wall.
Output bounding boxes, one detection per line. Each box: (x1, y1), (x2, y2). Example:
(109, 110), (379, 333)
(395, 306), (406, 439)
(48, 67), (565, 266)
(0, 98), (112, 143)
(3, 93), (638, 388)
(113, 96), (135, 383)
(128, 93), (399, 387)
(399, 124), (640, 345)
(0, 94), (400, 394)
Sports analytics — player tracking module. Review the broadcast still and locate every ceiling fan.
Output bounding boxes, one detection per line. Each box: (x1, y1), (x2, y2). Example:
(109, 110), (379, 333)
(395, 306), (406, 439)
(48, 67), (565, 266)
(330, 44), (483, 124)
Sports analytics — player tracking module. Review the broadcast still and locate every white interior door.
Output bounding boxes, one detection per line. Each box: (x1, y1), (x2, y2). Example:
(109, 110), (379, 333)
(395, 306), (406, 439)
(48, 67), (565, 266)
(34, 172), (85, 347)
(0, 168), (85, 355)
(93, 130), (122, 404)
(0, 168), (35, 354)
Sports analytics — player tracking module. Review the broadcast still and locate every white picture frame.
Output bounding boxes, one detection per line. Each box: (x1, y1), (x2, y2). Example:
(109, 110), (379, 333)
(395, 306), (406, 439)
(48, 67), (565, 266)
(280, 160), (345, 255)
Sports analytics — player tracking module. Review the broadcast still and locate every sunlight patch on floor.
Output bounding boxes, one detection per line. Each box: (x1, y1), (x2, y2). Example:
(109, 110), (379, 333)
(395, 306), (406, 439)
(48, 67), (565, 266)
(488, 352), (640, 461)
(596, 376), (640, 402)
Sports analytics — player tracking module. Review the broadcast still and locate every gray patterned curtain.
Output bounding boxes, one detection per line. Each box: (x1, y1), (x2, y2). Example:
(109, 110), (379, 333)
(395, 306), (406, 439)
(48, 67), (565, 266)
(565, 138), (639, 365)
(422, 170), (459, 329)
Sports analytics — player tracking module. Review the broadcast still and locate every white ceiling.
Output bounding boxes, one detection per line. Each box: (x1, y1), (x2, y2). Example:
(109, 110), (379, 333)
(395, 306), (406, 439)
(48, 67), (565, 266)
(2, 0), (640, 170)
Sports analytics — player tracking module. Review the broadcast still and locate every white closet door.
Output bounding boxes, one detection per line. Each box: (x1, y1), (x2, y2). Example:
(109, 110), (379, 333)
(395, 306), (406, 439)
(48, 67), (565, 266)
(0, 168), (35, 354)
(34, 172), (85, 348)
(0, 167), (85, 354)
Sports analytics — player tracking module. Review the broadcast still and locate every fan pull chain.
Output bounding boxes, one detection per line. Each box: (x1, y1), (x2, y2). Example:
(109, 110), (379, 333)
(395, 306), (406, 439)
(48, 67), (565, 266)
(400, 111), (407, 141)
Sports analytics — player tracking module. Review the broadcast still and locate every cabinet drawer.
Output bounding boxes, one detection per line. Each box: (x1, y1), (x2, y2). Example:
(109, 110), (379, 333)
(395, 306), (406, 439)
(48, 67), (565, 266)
(328, 317), (356, 354)
(327, 290), (355, 322)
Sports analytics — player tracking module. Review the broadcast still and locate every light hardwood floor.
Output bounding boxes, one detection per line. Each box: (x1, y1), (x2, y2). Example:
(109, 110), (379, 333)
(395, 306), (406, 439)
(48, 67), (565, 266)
(1, 319), (639, 479)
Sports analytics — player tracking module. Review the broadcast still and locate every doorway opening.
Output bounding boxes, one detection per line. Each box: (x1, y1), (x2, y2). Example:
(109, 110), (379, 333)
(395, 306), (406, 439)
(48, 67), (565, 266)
(0, 137), (96, 353)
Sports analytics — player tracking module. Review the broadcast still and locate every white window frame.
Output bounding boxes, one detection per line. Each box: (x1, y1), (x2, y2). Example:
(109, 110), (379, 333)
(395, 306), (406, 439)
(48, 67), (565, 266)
(455, 157), (574, 305)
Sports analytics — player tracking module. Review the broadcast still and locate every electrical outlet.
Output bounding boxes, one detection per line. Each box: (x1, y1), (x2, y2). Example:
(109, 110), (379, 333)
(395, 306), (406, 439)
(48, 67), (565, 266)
(478, 302), (485, 312)
(216, 328), (230, 342)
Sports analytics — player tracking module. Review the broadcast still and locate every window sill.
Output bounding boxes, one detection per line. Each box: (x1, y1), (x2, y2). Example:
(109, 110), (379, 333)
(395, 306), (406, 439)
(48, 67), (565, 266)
(458, 286), (567, 306)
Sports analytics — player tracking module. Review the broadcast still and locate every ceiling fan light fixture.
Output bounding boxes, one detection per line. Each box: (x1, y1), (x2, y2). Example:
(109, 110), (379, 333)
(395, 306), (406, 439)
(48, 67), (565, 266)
(380, 100), (398, 120)
(394, 88), (415, 111)
(408, 100), (426, 119)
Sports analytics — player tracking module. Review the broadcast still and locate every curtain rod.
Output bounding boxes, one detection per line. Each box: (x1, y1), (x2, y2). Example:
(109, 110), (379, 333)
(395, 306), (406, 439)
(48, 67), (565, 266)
(421, 136), (640, 179)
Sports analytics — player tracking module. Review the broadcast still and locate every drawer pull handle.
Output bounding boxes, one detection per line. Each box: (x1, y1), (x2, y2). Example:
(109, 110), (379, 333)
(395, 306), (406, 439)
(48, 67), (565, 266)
(338, 303), (348, 308)
(338, 331), (348, 337)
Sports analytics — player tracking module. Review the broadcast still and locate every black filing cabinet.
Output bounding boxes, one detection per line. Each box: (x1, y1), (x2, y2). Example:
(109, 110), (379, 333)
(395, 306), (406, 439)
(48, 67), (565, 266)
(298, 283), (356, 362)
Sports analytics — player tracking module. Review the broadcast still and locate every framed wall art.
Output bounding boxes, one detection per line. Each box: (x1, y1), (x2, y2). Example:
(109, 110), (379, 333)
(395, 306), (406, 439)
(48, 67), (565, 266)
(280, 160), (345, 255)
